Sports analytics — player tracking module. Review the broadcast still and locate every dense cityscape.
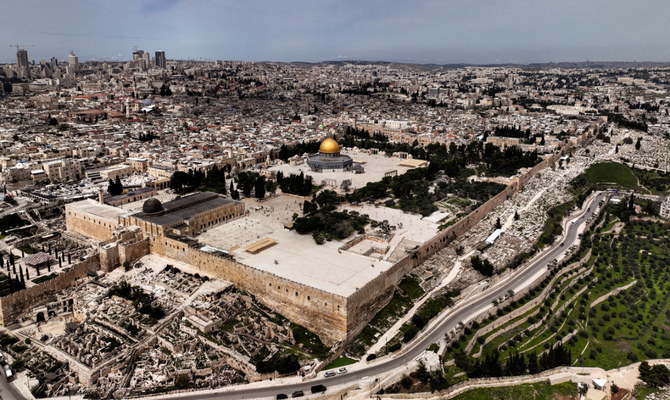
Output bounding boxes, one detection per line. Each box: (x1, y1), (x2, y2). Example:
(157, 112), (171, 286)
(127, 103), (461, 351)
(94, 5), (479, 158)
(0, 36), (669, 400)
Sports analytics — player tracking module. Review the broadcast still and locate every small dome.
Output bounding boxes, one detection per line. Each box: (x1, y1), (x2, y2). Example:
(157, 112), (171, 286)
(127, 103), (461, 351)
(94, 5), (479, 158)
(319, 138), (340, 154)
(142, 198), (163, 214)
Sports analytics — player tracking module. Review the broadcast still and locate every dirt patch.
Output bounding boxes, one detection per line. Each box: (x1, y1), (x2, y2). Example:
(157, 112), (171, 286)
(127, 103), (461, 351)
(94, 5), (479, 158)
(616, 341), (631, 352)
(611, 388), (631, 400)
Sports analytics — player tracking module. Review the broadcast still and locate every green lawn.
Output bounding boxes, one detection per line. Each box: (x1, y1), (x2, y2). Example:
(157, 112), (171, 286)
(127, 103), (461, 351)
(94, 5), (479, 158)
(324, 356), (357, 370)
(451, 381), (577, 400)
(634, 385), (664, 399)
(584, 162), (642, 191)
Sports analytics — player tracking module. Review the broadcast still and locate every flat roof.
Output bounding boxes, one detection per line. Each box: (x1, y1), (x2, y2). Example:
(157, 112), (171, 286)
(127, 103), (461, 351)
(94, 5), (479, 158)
(67, 199), (127, 220)
(244, 237), (277, 254)
(397, 159), (429, 168)
(197, 215), (394, 297)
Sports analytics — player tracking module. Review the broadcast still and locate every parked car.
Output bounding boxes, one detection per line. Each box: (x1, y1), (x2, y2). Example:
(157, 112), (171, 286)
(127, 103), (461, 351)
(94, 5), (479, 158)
(276, 394), (288, 399)
(324, 371), (336, 378)
(291, 390), (304, 398)
(338, 367), (348, 374)
(4, 365), (13, 381)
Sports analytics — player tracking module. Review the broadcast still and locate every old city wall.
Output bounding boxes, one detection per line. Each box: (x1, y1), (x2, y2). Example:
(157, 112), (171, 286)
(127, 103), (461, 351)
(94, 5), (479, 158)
(0, 255), (100, 325)
(414, 150), (564, 266)
(118, 238), (151, 268)
(65, 208), (117, 242)
(150, 237), (348, 346)
(345, 255), (414, 340)
(98, 241), (120, 272)
(343, 150), (569, 340)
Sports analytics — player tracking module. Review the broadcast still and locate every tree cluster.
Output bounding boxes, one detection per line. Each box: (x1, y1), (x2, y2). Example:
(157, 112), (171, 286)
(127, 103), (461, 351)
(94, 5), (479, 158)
(237, 171), (276, 199)
(159, 83), (172, 96)
(276, 171), (312, 196)
(492, 126), (535, 142)
(470, 255), (494, 276)
(107, 176), (123, 196)
(253, 353), (300, 375)
(276, 142), (321, 161)
(295, 190), (369, 244)
(639, 361), (670, 388)
(138, 132), (158, 142)
(602, 111), (648, 132)
(456, 343), (571, 379)
(170, 165), (237, 196)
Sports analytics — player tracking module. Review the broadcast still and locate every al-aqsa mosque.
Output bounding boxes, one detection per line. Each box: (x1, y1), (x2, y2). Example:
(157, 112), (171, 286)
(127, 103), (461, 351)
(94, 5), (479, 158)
(306, 137), (353, 172)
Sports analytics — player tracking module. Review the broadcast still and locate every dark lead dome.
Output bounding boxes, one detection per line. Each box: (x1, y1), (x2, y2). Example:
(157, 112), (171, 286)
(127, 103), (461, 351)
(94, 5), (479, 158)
(142, 198), (164, 214)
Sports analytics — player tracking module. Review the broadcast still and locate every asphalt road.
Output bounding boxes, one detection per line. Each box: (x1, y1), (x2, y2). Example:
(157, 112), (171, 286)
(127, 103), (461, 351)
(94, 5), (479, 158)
(157, 192), (607, 400)
(0, 374), (24, 400)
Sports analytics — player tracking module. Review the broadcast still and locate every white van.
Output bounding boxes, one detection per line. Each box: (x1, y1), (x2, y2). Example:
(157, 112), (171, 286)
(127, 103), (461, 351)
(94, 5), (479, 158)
(4, 365), (13, 380)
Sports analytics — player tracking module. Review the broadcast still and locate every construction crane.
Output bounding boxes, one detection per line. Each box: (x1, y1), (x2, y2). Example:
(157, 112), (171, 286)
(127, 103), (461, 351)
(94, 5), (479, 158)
(9, 43), (34, 52)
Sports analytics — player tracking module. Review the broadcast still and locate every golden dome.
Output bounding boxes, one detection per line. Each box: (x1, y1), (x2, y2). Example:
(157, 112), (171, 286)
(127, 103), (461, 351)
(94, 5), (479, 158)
(319, 138), (340, 154)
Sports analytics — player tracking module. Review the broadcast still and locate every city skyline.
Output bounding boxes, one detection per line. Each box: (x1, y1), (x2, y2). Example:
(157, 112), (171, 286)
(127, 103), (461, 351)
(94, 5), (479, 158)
(3, 0), (670, 65)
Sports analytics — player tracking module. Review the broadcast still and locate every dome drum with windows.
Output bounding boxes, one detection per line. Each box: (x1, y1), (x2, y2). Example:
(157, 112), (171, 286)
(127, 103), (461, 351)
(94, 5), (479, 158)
(307, 137), (353, 172)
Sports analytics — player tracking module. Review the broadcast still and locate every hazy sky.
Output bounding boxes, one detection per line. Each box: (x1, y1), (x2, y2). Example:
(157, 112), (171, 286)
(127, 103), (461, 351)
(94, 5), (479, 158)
(2, 0), (669, 64)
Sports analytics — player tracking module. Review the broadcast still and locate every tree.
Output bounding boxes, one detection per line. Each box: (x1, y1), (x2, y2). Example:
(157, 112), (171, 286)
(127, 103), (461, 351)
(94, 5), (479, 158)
(254, 176), (266, 199)
(514, 210), (520, 221)
(470, 255), (494, 276)
(175, 374), (190, 389)
(495, 217), (502, 229)
(107, 177), (123, 196)
(639, 361), (670, 388)
(635, 137), (642, 151)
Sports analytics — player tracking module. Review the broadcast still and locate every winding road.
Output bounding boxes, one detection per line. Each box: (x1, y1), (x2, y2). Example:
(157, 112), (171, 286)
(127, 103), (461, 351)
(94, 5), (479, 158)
(147, 191), (607, 400)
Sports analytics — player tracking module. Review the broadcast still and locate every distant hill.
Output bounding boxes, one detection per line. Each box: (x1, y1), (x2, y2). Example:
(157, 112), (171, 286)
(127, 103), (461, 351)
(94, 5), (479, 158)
(294, 60), (670, 70)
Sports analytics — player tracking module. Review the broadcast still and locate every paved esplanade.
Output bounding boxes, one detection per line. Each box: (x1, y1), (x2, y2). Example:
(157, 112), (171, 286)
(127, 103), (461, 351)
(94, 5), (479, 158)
(138, 192), (608, 400)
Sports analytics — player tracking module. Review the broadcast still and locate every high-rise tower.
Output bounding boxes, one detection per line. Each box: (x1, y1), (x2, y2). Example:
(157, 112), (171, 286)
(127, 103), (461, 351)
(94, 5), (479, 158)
(155, 51), (166, 69)
(68, 51), (79, 75)
(16, 49), (30, 79)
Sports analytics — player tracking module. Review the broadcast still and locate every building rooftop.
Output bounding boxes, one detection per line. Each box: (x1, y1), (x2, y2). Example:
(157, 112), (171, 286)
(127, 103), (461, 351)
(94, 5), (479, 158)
(67, 199), (127, 220)
(132, 192), (238, 226)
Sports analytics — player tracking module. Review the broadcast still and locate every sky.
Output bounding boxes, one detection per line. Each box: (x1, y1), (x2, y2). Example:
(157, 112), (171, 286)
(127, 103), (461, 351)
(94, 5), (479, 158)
(2, 0), (670, 65)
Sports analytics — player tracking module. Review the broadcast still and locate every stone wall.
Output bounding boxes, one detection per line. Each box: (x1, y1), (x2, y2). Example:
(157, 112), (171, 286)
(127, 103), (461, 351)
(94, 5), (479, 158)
(150, 237), (348, 346)
(118, 237), (151, 268)
(343, 150), (569, 343)
(65, 205), (119, 241)
(0, 255), (100, 325)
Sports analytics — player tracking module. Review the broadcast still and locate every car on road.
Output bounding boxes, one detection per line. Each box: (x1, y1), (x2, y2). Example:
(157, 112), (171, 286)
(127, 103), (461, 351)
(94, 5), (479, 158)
(4, 365), (13, 381)
(276, 394), (288, 399)
(291, 390), (304, 398)
(338, 367), (348, 374)
(324, 371), (336, 377)
(560, 242), (564, 246)
(311, 384), (327, 394)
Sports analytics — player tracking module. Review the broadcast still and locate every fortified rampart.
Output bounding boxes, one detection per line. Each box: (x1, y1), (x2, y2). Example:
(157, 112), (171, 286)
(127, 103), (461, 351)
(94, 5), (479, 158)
(0, 255), (101, 325)
(150, 236), (348, 346)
